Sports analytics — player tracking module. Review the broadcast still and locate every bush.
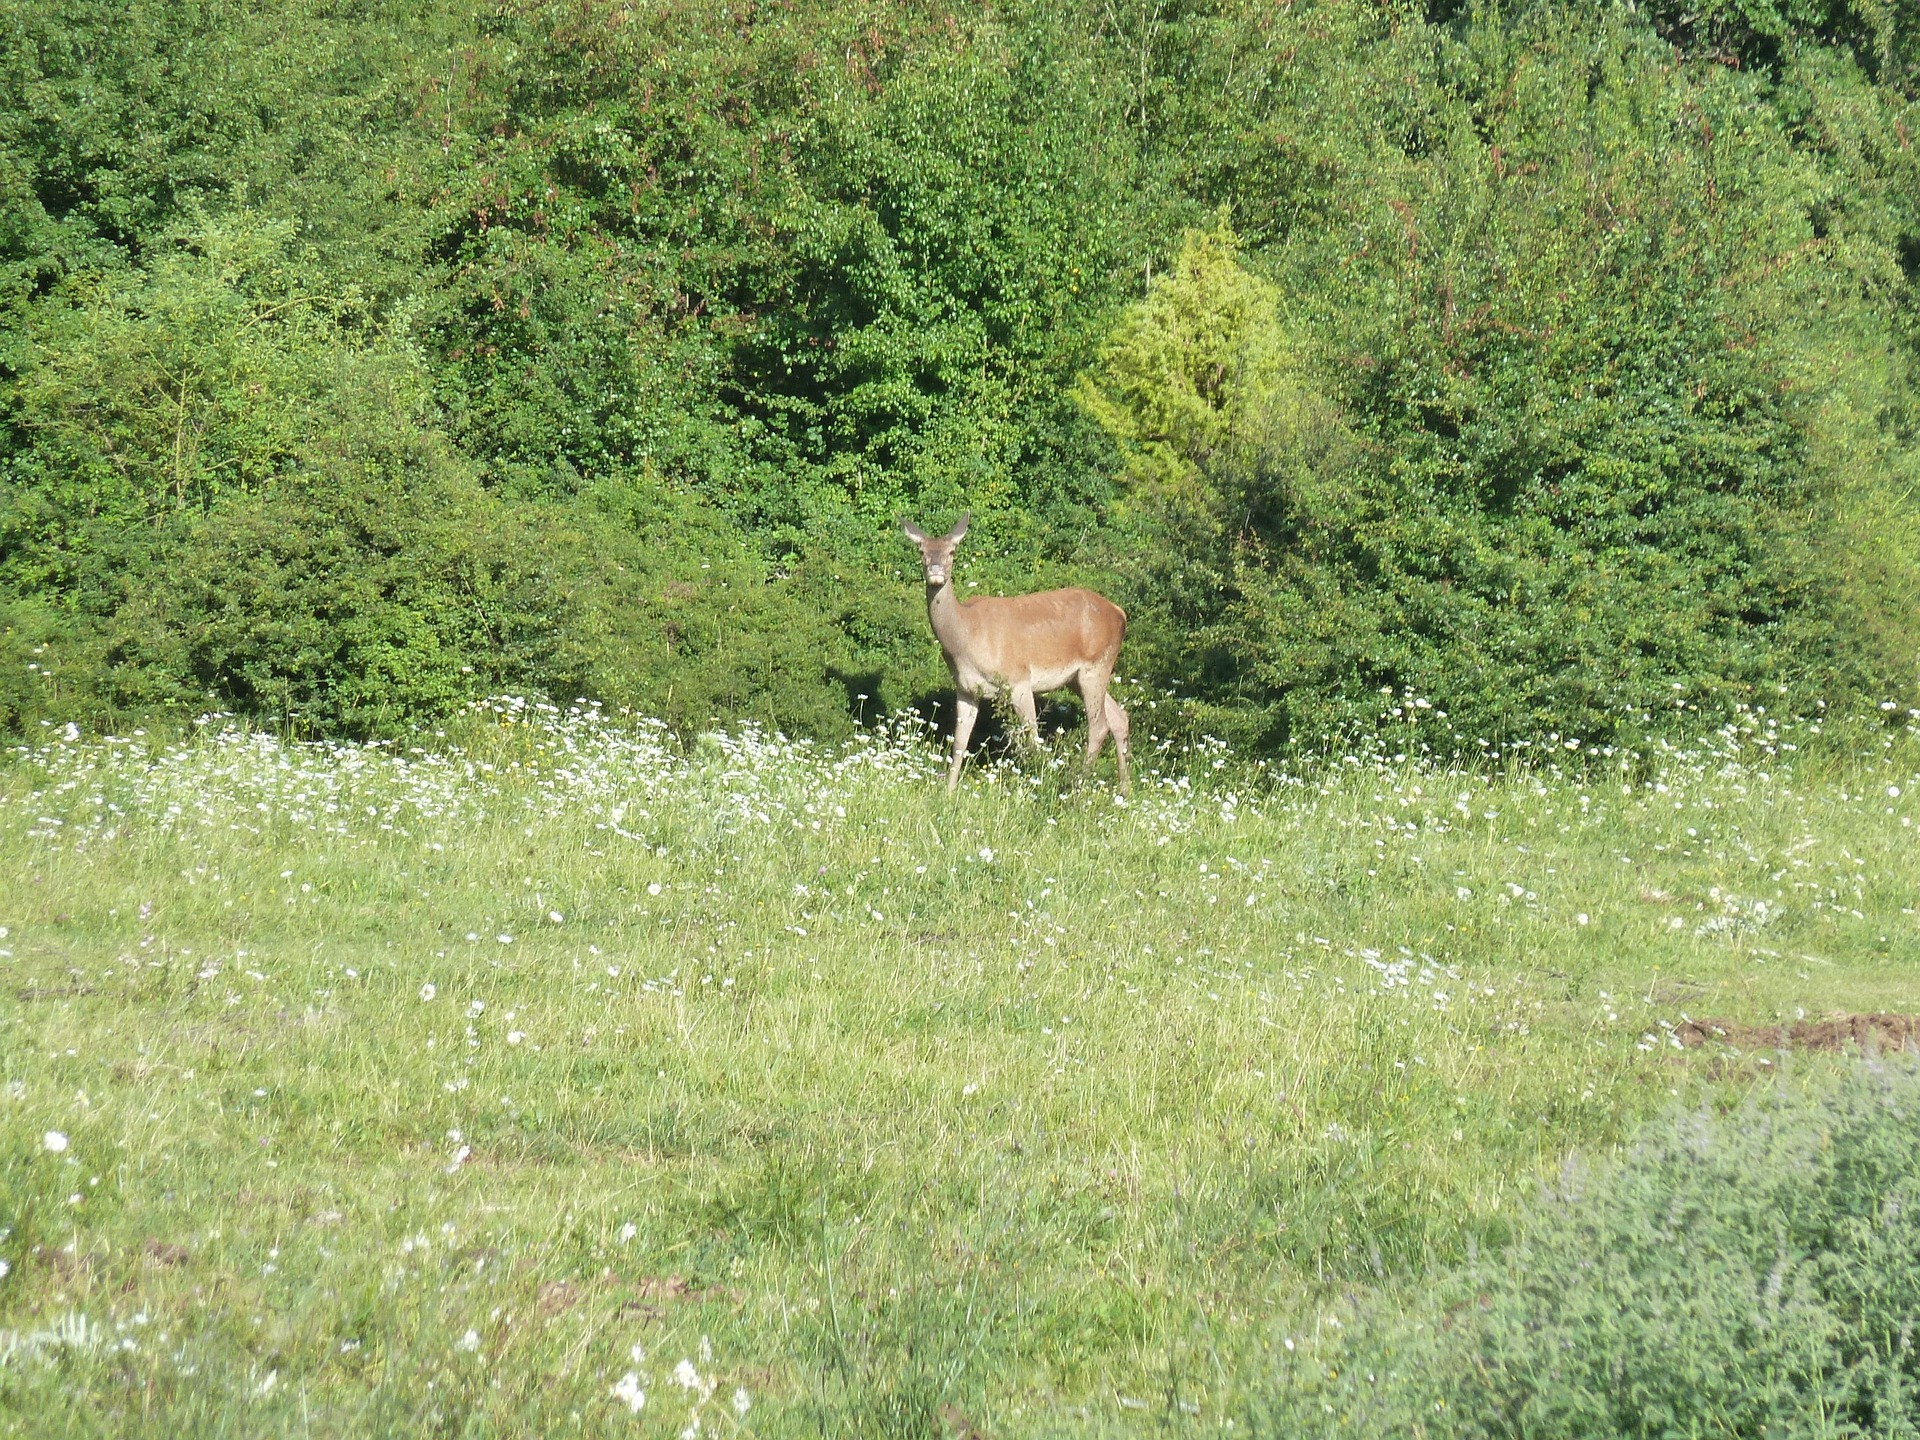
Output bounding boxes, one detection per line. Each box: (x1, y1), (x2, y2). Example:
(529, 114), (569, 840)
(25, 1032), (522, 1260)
(1081, 6), (1920, 752)
(485, 474), (919, 741)
(0, 207), (907, 738)
(4, 1), (1917, 746)
(4, 461), (901, 740)
(1259, 1057), (1920, 1438)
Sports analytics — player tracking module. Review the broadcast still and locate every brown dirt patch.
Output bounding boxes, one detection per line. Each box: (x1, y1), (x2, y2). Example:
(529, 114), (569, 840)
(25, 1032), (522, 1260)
(633, 1273), (695, 1301)
(537, 1280), (580, 1316)
(1675, 1013), (1920, 1053)
(618, 1274), (700, 1320)
(40, 1246), (93, 1282)
(615, 1275), (748, 1320)
(142, 1240), (190, 1267)
(940, 1404), (992, 1440)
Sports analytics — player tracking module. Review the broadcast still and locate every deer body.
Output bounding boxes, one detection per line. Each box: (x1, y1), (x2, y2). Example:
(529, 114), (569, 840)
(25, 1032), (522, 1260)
(904, 514), (1131, 794)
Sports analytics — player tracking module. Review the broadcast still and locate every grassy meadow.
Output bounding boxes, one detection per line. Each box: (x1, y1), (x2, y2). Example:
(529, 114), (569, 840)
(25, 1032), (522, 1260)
(2, 701), (1918, 1436)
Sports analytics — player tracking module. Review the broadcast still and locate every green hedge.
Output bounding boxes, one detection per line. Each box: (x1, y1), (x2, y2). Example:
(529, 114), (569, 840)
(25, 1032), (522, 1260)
(3, 1), (1917, 745)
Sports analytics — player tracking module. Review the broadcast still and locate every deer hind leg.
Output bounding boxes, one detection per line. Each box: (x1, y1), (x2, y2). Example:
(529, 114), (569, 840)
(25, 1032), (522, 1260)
(948, 692), (981, 792)
(1078, 669), (1132, 795)
(1009, 686), (1042, 754)
(1104, 694), (1131, 796)
(1078, 671), (1111, 766)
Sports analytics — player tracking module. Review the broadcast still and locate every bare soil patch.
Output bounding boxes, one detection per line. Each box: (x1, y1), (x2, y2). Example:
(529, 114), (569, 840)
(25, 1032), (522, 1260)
(142, 1240), (190, 1267)
(1675, 1013), (1920, 1053)
(536, 1279), (581, 1316)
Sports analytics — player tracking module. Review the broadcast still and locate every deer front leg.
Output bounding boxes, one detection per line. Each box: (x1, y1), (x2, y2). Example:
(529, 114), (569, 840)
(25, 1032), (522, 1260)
(948, 692), (981, 792)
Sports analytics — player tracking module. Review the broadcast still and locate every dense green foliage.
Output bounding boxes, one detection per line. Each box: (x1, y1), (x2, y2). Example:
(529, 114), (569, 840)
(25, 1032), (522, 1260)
(1262, 1056), (1920, 1438)
(2, 0), (1917, 743)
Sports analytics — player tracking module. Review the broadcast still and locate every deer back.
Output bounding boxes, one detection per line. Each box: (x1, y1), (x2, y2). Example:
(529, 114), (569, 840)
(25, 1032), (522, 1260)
(945, 587), (1125, 690)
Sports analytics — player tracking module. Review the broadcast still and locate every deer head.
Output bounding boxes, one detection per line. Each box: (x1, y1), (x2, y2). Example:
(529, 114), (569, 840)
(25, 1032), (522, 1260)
(901, 512), (969, 588)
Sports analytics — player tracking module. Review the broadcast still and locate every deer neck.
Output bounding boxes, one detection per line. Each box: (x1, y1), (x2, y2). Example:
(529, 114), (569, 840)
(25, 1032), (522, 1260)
(926, 579), (971, 662)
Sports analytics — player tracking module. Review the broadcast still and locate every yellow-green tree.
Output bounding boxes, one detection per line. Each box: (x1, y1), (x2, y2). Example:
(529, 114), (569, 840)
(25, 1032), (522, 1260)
(1077, 220), (1341, 536)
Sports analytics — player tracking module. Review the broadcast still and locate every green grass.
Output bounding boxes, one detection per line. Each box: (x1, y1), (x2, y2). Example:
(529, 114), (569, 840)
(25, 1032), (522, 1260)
(2, 702), (1917, 1436)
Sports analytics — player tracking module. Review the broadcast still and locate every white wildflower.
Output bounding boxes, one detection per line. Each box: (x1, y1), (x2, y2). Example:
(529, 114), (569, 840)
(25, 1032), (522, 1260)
(671, 1357), (714, 1399)
(610, 1372), (646, 1414)
(43, 1130), (68, 1153)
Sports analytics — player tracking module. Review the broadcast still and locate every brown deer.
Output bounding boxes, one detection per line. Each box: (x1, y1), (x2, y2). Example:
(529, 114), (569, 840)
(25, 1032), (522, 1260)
(901, 513), (1131, 794)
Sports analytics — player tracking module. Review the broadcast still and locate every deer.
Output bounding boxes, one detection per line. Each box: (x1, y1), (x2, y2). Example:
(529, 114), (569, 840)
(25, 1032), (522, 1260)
(901, 513), (1131, 795)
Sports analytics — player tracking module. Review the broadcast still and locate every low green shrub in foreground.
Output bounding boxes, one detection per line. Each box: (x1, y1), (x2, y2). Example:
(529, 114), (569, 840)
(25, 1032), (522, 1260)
(1264, 1057), (1920, 1438)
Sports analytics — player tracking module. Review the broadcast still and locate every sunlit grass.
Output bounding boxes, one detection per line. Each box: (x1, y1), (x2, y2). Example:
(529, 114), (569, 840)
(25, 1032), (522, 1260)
(2, 701), (1917, 1436)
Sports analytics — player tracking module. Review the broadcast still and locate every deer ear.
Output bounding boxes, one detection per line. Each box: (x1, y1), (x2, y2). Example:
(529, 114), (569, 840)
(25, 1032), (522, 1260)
(901, 519), (928, 542)
(948, 512), (970, 542)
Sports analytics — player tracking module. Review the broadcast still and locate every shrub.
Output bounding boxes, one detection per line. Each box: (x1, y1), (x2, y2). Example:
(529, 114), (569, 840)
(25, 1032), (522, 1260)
(0, 210), (894, 737)
(4, 1), (1917, 745)
(6, 463), (893, 741)
(1081, 7), (1920, 752)
(487, 474), (903, 741)
(1258, 1057), (1920, 1438)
